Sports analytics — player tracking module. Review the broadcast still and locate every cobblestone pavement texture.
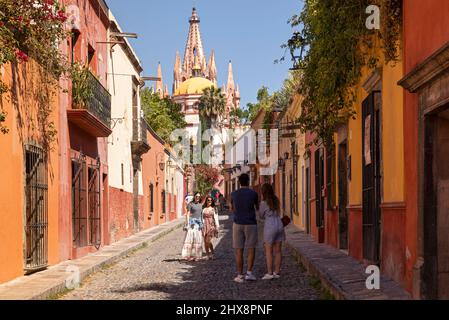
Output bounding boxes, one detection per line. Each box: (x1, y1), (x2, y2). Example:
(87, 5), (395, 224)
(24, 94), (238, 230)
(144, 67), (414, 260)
(61, 215), (321, 300)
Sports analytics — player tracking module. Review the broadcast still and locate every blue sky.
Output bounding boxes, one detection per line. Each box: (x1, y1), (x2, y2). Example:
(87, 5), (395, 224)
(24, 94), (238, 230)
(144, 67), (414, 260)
(106, 0), (303, 108)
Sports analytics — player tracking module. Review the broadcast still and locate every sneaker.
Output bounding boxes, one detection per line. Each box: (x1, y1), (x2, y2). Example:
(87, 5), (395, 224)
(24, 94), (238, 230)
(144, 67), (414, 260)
(245, 272), (257, 281)
(262, 273), (274, 280)
(273, 272), (280, 279)
(234, 275), (245, 283)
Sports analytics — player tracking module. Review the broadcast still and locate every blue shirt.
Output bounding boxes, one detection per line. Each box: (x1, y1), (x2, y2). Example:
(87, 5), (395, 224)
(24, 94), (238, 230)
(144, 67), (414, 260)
(231, 188), (258, 225)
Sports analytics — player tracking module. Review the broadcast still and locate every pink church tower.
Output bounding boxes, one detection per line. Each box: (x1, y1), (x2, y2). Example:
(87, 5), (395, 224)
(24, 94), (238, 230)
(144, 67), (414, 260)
(171, 8), (240, 127)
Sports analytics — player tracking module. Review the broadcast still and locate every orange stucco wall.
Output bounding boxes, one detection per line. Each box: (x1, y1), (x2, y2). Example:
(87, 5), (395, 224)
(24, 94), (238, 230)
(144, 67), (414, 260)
(141, 129), (166, 228)
(0, 61), (60, 284)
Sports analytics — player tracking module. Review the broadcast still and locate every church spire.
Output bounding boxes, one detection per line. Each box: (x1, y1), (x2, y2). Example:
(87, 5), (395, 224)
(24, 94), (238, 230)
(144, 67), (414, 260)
(227, 60), (235, 93)
(207, 50), (217, 85)
(173, 50), (182, 93)
(182, 8), (207, 79)
(156, 62), (164, 98)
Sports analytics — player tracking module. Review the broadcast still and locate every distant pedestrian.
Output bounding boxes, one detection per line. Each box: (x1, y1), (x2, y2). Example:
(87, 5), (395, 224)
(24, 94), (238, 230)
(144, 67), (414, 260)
(202, 196), (219, 260)
(230, 173), (259, 283)
(182, 192), (204, 261)
(258, 183), (285, 280)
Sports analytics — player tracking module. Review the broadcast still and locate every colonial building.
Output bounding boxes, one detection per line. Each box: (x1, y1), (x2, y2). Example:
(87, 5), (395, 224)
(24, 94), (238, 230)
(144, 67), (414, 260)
(303, 34), (406, 291)
(107, 12), (149, 243)
(276, 94), (307, 230)
(60, 0), (112, 260)
(168, 8), (241, 142)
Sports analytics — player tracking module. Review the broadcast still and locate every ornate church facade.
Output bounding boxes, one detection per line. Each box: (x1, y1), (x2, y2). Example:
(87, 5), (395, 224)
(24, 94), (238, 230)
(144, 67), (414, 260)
(155, 8), (241, 140)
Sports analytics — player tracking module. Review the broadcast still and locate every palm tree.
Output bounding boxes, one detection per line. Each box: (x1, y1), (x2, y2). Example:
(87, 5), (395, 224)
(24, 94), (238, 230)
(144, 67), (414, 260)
(198, 86), (226, 130)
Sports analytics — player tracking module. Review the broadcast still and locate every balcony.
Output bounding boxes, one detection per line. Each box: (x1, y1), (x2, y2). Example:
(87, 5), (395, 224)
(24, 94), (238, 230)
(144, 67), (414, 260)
(68, 70), (112, 137)
(131, 117), (150, 160)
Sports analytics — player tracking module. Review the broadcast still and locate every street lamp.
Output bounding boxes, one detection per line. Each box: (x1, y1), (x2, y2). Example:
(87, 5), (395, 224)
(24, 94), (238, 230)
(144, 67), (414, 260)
(156, 152), (165, 172)
(288, 32), (306, 71)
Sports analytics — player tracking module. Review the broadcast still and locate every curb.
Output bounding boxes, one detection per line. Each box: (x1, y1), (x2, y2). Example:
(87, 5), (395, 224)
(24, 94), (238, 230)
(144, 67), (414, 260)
(285, 226), (411, 300)
(285, 240), (345, 300)
(0, 219), (185, 300)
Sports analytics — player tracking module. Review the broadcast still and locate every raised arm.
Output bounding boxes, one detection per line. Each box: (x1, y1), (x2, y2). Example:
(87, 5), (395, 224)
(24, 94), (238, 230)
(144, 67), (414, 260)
(185, 203), (191, 225)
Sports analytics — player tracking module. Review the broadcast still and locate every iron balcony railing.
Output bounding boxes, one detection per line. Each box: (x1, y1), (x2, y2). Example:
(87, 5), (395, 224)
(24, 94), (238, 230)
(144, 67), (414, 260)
(131, 116), (150, 159)
(73, 70), (112, 128)
(139, 117), (148, 144)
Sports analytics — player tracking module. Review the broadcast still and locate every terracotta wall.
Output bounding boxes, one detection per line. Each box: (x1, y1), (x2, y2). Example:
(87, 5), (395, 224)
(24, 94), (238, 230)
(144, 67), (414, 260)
(0, 60), (60, 284)
(141, 129), (166, 228)
(109, 187), (134, 243)
(58, 0), (110, 261)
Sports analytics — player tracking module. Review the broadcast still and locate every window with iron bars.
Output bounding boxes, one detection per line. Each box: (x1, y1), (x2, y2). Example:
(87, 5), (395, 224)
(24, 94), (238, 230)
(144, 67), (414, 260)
(149, 183), (154, 213)
(161, 190), (166, 214)
(326, 145), (336, 210)
(24, 144), (48, 272)
(72, 155), (101, 249)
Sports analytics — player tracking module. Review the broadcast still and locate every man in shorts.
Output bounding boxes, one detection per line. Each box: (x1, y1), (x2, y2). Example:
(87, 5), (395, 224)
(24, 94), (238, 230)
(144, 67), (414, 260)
(230, 173), (259, 283)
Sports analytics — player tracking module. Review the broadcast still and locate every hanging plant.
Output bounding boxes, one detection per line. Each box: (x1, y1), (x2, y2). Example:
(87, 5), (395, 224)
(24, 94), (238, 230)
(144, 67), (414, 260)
(71, 62), (93, 109)
(378, 0), (402, 63)
(0, 0), (69, 140)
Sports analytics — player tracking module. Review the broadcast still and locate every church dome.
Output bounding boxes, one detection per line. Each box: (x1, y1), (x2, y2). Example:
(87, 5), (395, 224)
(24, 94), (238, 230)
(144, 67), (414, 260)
(174, 77), (215, 96)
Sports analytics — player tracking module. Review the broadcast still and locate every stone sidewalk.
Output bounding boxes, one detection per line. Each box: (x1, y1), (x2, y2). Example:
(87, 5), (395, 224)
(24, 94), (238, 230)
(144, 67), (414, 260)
(0, 219), (184, 300)
(285, 225), (411, 300)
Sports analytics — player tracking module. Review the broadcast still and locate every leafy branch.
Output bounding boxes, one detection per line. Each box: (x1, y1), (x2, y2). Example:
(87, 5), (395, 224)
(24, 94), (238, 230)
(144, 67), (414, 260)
(285, 0), (402, 147)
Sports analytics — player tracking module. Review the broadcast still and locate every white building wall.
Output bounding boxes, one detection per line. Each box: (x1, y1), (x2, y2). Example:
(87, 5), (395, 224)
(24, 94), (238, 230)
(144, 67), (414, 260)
(176, 168), (184, 218)
(107, 15), (143, 196)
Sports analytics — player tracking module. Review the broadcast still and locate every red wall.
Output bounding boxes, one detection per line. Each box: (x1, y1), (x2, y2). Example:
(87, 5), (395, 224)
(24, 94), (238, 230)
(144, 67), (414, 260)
(381, 206), (406, 286)
(58, 0), (110, 261)
(348, 208), (363, 261)
(109, 187), (134, 243)
(402, 0), (449, 292)
(325, 211), (338, 248)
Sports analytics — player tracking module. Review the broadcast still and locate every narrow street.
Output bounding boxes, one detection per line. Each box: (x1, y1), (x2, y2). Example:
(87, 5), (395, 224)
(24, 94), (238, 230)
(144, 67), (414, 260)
(60, 214), (320, 300)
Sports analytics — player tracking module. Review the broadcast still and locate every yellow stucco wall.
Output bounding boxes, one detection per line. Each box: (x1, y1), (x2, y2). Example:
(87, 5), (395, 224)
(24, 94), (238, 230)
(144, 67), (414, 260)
(347, 78), (368, 206)
(346, 46), (404, 206)
(381, 62), (404, 203)
(278, 94), (306, 230)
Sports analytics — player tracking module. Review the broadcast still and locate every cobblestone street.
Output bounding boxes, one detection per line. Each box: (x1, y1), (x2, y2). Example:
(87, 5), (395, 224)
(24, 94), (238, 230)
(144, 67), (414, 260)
(60, 215), (321, 300)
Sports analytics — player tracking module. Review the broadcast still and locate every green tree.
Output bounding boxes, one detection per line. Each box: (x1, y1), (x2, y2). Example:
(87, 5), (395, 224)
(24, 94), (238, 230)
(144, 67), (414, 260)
(244, 86), (273, 124)
(141, 88), (186, 144)
(198, 86), (226, 130)
(272, 71), (301, 110)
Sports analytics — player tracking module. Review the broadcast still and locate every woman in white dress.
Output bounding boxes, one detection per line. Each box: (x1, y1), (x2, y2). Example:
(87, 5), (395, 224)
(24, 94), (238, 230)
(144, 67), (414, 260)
(181, 193), (204, 261)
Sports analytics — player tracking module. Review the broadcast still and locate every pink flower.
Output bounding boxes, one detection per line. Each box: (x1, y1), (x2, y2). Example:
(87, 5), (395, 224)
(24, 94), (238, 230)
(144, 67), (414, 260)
(15, 51), (29, 63)
(57, 10), (67, 22)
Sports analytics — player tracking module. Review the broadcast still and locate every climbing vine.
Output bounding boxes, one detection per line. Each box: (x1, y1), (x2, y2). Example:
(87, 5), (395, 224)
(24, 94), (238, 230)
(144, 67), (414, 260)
(286, 0), (402, 146)
(0, 0), (68, 145)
